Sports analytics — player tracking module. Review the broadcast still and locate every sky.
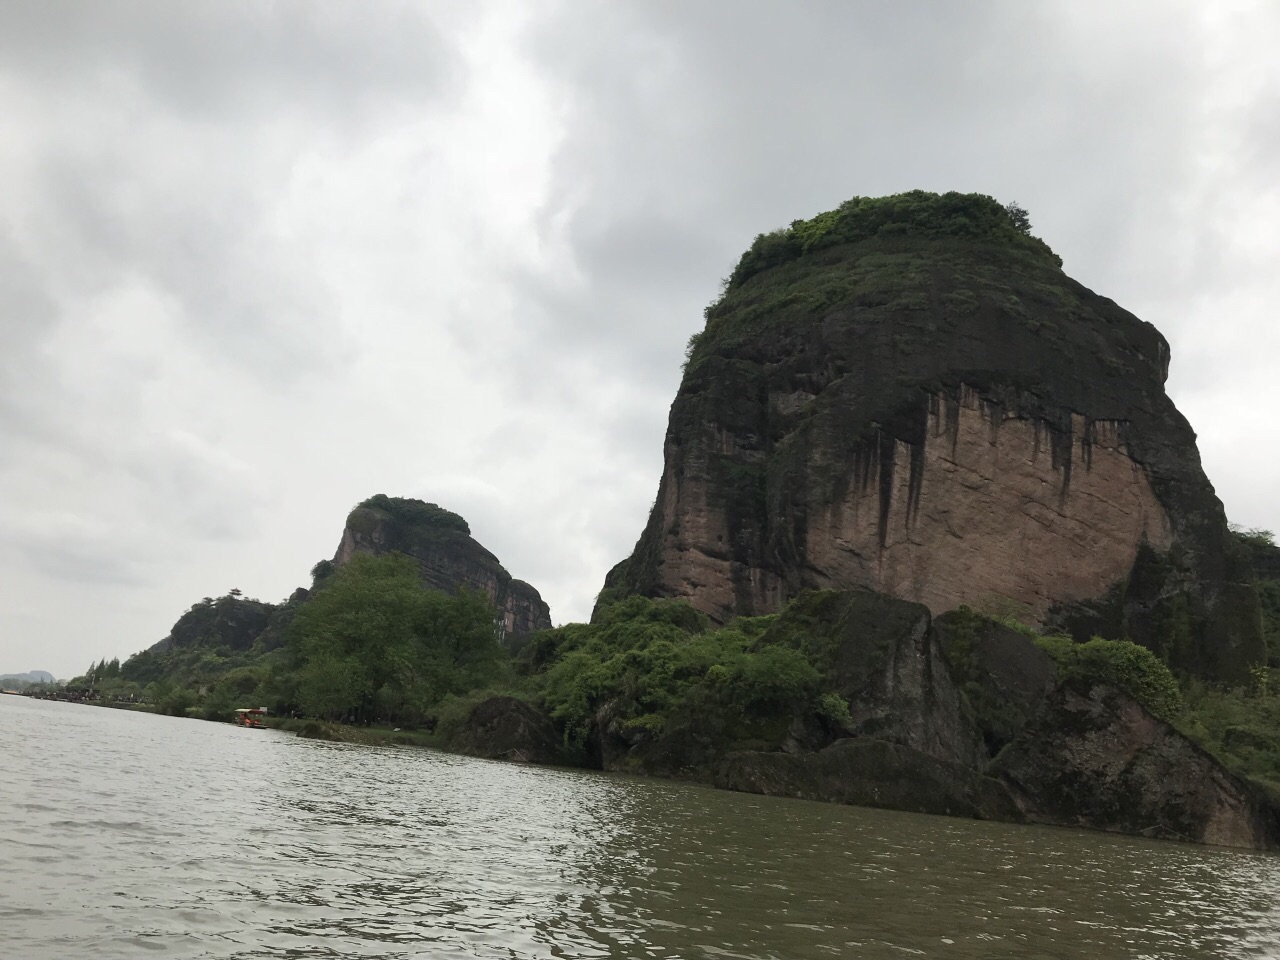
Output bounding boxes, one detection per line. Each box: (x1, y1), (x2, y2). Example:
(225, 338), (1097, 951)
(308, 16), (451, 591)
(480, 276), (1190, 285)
(1, 1), (1277, 679)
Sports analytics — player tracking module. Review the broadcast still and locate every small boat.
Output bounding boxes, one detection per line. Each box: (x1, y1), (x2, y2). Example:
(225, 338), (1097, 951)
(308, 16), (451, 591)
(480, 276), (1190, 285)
(233, 707), (268, 728)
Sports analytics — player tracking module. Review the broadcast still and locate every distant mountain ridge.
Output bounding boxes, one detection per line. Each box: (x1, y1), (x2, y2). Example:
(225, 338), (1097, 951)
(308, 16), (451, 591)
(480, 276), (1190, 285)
(1, 670), (57, 685)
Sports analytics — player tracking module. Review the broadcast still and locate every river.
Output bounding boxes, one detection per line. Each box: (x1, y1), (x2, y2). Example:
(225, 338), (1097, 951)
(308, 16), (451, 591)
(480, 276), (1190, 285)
(3, 695), (1280, 958)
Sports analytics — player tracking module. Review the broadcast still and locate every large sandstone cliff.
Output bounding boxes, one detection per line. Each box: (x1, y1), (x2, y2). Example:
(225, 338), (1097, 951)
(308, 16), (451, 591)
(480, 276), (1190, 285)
(600, 192), (1262, 683)
(334, 495), (552, 638)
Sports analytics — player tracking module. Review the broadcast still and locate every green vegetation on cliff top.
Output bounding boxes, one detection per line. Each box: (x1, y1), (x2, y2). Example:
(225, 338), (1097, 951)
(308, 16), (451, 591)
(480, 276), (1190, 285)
(722, 191), (1060, 294)
(353, 494), (470, 536)
(684, 192), (1065, 376)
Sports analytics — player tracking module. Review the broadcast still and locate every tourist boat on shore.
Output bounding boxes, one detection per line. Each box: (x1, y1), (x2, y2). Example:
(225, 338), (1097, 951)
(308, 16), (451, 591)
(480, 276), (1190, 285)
(233, 707), (268, 728)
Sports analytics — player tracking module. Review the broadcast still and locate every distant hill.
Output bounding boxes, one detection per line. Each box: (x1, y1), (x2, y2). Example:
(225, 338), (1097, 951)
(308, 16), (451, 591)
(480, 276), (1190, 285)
(1, 670), (57, 687)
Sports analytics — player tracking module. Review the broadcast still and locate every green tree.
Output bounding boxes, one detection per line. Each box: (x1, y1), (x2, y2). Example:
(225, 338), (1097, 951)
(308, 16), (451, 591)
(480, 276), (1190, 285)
(1004, 201), (1032, 234)
(286, 553), (503, 724)
(298, 652), (370, 720)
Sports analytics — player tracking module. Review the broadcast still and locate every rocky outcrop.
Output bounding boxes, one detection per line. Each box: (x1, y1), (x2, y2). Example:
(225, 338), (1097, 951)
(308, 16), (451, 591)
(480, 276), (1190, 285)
(934, 609), (1059, 754)
(443, 696), (564, 765)
(146, 595), (276, 654)
(335, 495), (552, 638)
(566, 585), (1279, 850)
(601, 191), (1262, 684)
(764, 591), (985, 767)
(590, 589), (986, 779)
(992, 682), (1280, 850)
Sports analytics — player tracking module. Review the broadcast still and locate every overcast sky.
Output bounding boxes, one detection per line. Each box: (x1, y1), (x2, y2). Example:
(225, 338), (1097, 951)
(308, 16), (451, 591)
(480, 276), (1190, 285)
(1, 1), (1277, 678)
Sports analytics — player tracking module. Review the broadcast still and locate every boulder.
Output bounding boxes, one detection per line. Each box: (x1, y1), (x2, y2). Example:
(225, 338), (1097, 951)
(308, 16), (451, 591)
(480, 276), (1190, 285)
(445, 696), (564, 765)
(992, 681), (1280, 850)
(934, 608), (1057, 754)
(759, 590), (986, 767)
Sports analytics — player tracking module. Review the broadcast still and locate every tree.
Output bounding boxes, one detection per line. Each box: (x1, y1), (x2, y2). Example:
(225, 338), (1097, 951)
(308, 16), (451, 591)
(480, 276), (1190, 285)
(286, 553), (503, 724)
(310, 559), (336, 586)
(298, 653), (369, 720)
(1229, 523), (1276, 548)
(1004, 201), (1032, 235)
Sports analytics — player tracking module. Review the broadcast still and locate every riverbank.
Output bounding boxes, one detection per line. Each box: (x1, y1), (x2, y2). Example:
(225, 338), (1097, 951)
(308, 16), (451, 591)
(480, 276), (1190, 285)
(263, 716), (439, 748)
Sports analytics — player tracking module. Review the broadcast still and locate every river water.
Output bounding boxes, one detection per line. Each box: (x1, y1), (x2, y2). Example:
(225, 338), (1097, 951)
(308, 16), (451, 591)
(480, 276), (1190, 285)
(3, 696), (1280, 959)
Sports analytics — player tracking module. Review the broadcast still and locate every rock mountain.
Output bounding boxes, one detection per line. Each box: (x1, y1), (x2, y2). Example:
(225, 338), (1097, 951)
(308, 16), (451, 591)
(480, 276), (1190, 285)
(130, 495), (549, 681)
(333, 495), (552, 638)
(600, 191), (1264, 684)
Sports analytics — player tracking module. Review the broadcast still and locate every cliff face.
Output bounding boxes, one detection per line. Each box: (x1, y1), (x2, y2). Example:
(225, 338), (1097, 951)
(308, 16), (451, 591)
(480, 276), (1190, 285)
(601, 192), (1262, 683)
(335, 495), (552, 638)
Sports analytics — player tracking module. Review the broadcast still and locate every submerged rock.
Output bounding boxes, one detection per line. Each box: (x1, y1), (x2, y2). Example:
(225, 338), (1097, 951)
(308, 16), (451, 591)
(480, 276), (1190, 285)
(992, 682), (1280, 850)
(715, 738), (1021, 822)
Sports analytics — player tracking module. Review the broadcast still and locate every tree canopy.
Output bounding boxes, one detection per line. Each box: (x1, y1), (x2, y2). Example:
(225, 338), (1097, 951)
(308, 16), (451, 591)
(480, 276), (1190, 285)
(287, 553), (502, 722)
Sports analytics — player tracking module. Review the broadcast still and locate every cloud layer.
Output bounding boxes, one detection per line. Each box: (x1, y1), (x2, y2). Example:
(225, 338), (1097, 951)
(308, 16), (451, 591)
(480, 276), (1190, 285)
(1, 1), (1276, 677)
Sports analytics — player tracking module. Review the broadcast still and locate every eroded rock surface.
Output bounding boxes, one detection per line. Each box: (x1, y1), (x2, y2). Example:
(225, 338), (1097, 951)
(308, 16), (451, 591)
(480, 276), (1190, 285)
(992, 682), (1280, 850)
(762, 591), (986, 767)
(147, 595), (276, 655)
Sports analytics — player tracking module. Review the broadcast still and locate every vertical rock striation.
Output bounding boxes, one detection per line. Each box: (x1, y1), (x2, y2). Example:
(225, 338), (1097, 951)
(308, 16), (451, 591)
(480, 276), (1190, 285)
(600, 192), (1263, 683)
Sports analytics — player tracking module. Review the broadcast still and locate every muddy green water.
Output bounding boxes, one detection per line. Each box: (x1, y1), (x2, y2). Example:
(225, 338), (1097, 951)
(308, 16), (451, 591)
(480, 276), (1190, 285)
(3, 696), (1280, 958)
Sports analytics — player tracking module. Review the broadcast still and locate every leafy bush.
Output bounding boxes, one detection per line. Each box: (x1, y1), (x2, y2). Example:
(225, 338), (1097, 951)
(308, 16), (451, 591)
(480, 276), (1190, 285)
(1177, 674), (1280, 784)
(1034, 635), (1183, 721)
(816, 692), (853, 730)
(535, 597), (821, 749)
(157, 686), (197, 717)
(723, 191), (1061, 292)
(310, 559), (336, 588)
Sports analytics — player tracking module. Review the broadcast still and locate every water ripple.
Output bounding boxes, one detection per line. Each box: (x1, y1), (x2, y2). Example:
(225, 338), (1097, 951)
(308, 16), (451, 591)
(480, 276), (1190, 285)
(5, 696), (1280, 958)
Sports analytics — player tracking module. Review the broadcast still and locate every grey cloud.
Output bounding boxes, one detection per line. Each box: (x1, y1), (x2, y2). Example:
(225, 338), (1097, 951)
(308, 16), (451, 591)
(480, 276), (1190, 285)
(501, 0), (1278, 577)
(0, 1), (463, 123)
(1, 3), (1277, 677)
(18, 540), (146, 588)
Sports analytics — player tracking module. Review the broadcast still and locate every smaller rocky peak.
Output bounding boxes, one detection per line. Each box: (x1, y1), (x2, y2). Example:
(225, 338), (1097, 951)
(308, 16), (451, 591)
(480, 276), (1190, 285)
(334, 494), (552, 638)
(147, 592), (277, 655)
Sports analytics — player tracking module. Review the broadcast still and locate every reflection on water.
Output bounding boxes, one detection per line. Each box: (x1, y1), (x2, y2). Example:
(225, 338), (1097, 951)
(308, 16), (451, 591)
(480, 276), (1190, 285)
(3, 695), (1280, 959)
